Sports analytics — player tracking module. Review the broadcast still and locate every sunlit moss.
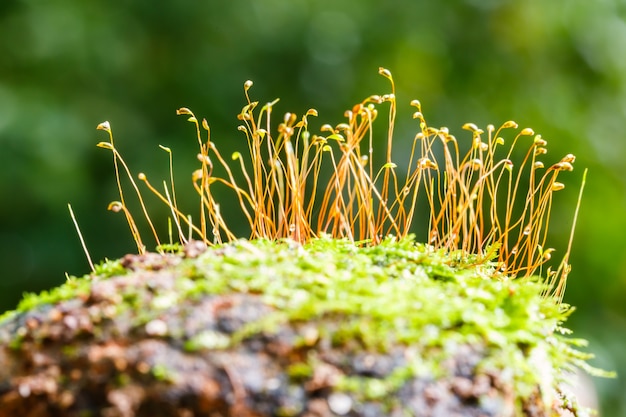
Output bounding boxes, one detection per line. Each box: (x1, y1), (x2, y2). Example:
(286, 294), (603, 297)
(0, 236), (607, 411)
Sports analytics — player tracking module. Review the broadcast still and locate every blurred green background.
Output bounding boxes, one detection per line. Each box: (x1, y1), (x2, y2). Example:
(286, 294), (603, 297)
(1, 0), (625, 414)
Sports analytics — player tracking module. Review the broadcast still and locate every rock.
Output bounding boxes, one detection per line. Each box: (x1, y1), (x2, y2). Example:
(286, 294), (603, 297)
(0, 238), (591, 416)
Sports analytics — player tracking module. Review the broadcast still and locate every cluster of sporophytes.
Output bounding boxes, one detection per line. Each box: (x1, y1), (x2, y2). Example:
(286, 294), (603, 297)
(82, 68), (584, 303)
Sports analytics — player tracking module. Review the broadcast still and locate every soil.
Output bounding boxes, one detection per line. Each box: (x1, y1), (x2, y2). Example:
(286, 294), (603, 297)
(0, 240), (586, 417)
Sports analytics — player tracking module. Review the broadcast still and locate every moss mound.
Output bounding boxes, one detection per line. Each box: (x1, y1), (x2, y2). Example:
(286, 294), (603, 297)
(0, 237), (590, 416)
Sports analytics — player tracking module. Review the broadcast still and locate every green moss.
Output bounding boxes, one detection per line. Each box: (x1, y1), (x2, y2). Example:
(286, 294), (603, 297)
(176, 235), (607, 400)
(0, 258), (127, 325)
(151, 363), (177, 383)
(92, 259), (127, 278)
(286, 362), (313, 381)
(155, 243), (185, 255)
(337, 365), (415, 401)
(0, 277), (88, 324)
(0, 235), (610, 412)
(183, 329), (231, 352)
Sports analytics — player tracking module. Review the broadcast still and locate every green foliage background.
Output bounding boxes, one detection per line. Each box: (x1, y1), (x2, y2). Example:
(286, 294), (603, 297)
(0, 0), (624, 414)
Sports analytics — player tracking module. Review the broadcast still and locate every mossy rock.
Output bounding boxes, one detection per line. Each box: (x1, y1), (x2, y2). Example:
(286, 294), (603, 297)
(0, 237), (589, 416)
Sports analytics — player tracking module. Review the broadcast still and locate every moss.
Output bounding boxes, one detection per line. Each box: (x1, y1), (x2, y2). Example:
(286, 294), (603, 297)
(15, 242), (588, 391)
(204, 236), (610, 410)
(151, 364), (177, 383)
(93, 258), (127, 278)
(183, 329), (231, 352)
(176, 236), (594, 401)
(0, 258), (127, 325)
(0, 235), (611, 415)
